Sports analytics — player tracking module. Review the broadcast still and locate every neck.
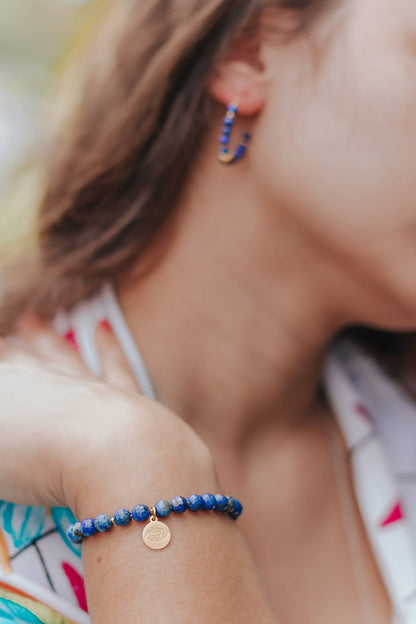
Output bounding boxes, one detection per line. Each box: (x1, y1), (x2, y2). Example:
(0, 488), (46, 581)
(116, 150), (350, 454)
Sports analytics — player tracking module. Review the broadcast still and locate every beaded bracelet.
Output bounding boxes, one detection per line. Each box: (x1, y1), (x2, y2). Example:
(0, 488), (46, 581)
(67, 493), (243, 551)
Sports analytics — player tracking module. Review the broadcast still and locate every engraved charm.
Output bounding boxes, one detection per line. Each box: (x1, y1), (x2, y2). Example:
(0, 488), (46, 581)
(218, 152), (235, 164)
(143, 517), (171, 550)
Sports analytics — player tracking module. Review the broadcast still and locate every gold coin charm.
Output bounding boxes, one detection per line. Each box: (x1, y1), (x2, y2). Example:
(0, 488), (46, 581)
(143, 515), (171, 550)
(218, 151), (235, 164)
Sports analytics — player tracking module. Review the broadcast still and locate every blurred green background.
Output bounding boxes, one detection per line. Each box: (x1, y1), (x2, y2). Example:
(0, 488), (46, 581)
(0, 0), (92, 250)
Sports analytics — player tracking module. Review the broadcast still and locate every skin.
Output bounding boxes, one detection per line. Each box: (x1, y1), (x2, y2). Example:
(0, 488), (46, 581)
(0, 318), (277, 623)
(117, 0), (416, 620)
(1, 0), (415, 621)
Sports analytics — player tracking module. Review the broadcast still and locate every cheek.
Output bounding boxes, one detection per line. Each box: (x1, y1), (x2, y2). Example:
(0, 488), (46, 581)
(254, 12), (416, 280)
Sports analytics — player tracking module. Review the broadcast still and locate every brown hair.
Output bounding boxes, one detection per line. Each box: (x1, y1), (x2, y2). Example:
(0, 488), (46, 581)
(1, 0), (415, 394)
(0, 0), (327, 326)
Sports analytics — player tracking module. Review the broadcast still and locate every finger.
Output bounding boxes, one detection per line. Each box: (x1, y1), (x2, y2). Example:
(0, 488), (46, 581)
(95, 319), (142, 395)
(0, 336), (79, 378)
(0, 335), (37, 361)
(15, 311), (90, 375)
(0, 336), (75, 377)
(1, 335), (31, 349)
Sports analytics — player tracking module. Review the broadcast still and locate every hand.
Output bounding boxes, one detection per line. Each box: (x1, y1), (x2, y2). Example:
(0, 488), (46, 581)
(1, 313), (278, 624)
(0, 312), (217, 516)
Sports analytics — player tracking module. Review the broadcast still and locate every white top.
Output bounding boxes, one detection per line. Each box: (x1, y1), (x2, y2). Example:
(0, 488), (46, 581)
(0, 281), (415, 623)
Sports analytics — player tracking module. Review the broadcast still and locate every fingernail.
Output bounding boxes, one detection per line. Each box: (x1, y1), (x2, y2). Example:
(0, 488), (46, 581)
(16, 309), (42, 332)
(98, 319), (113, 333)
(64, 329), (79, 352)
(4, 335), (29, 348)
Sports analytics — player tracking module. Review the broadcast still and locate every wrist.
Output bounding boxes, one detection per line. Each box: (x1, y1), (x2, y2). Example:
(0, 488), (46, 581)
(64, 394), (219, 519)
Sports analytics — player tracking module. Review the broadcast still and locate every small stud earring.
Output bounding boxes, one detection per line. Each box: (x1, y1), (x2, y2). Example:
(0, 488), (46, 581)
(217, 98), (251, 165)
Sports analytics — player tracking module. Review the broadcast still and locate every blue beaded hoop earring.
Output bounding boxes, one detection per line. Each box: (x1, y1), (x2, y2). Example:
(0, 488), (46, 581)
(217, 98), (251, 165)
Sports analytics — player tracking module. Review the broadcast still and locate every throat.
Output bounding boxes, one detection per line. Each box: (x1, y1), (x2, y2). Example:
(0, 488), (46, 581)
(164, 371), (330, 462)
(115, 205), (342, 452)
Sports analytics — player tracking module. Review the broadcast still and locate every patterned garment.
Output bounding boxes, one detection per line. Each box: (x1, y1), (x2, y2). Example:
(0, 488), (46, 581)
(1, 281), (416, 623)
(324, 345), (416, 623)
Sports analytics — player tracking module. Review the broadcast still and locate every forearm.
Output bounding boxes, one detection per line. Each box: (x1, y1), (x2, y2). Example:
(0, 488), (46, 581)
(74, 411), (277, 623)
(0, 320), (277, 621)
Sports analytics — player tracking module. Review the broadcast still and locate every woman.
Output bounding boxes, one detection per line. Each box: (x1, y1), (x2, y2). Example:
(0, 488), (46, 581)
(1, 0), (416, 622)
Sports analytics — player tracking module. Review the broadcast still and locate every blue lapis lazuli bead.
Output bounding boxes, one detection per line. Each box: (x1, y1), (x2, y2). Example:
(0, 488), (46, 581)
(94, 514), (113, 533)
(187, 494), (203, 512)
(223, 116), (234, 126)
(219, 134), (230, 145)
(222, 126), (231, 135)
(228, 104), (238, 113)
(67, 522), (83, 543)
(132, 504), (150, 522)
(155, 500), (172, 518)
(201, 493), (216, 511)
(214, 494), (228, 511)
(230, 499), (243, 520)
(225, 496), (236, 513)
(234, 145), (246, 160)
(243, 132), (251, 141)
(81, 518), (97, 537)
(171, 496), (188, 514)
(113, 508), (132, 526)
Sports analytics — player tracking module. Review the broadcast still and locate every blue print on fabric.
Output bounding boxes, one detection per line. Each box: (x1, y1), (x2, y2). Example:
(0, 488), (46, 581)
(0, 502), (45, 549)
(51, 507), (82, 558)
(0, 599), (44, 624)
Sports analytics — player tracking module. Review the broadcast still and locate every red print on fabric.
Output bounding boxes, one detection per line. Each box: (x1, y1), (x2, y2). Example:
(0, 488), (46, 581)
(355, 403), (375, 425)
(62, 562), (88, 612)
(381, 503), (404, 528)
(64, 329), (79, 351)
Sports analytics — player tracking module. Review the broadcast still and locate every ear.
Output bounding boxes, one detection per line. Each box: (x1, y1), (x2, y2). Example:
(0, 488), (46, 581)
(206, 36), (267, 117)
